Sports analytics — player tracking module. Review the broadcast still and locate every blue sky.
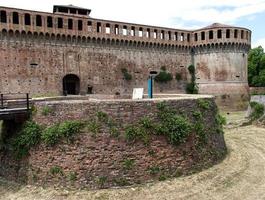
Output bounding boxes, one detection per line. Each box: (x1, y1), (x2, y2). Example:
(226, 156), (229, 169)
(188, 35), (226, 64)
(0, 0), (265, 48)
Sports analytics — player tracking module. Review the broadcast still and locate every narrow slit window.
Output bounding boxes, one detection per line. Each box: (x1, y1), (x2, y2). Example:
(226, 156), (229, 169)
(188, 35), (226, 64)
(36, 15), (42, 27)
(68, 19), (73, 30)
(13, 12), (19, 24)
(25, 13), (31, 25)
(58, 18), (63, 28)
(78, 20), (83, 31)
(47, 16), (53, 28)
(0, 10), (7, 23)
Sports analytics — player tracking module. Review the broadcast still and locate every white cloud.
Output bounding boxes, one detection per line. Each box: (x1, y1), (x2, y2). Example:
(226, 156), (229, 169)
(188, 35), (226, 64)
(253, 38), (265, 49)
(0, 0), (265, 29)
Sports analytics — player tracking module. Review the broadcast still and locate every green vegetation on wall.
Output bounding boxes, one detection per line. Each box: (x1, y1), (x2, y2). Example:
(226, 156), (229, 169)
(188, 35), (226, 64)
(9, 120), (84, 159)
(5, 99), (222, 161)
(121, 68), (132, 81)
(154, 66), (173, 83)
(248, 46), (265, 87)
(186, 65), (198, 94)
(175, 72), (182, 81)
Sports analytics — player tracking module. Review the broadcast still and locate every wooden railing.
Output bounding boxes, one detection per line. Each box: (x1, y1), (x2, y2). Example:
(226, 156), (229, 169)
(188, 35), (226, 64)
(0, 93), (30, 111)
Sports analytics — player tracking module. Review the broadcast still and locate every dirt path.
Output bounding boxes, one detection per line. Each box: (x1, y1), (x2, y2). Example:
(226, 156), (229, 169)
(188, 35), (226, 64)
(1, 124), (265, 199)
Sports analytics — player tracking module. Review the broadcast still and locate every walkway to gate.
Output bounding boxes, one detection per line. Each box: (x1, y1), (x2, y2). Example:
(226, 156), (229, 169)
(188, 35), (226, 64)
(0, 93), (31, 120)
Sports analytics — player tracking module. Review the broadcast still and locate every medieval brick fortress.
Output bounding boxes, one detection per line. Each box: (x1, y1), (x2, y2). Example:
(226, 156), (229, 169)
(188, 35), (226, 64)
(0, 5), (251, 101)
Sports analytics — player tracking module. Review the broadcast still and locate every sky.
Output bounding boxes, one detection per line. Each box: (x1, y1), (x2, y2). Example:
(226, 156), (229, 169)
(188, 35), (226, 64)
(0, 0), (265, 49)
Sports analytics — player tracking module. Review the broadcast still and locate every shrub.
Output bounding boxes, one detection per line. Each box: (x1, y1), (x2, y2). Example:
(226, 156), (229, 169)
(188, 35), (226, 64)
(250, 101), (264, 120)
(154, 67), (173, 83)
(175, 73), (182, 81)
(12, 121), (42, 158)
(50, 166), (64, 176)
(216, 114), (227, 126)
(125, 125), (140, 142)
(160, 115), (192, 145)
(148, 166), (161, 175)
(197, 99), (210, 110)
(68, 171), (77, 181)
(97, 111), (109, 123)
(58, 121), (84, 138)
(41, 124), (60, 146)
(122, 158), (135, 170)
(42, 121), (84, 146)
(113, 178), (130, 186)
(186, 82), (198, 94)
(186, 64), (198, 94)
(192, 111), (203, 120)
(188, 64), (195, 74)
(121, 68), (132, 81)
(87, 121), (101, 137)
(97, 176), (107, 188)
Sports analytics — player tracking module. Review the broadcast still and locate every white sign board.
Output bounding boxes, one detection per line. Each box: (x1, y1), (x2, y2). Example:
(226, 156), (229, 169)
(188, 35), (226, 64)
(132, 88), (144, 100)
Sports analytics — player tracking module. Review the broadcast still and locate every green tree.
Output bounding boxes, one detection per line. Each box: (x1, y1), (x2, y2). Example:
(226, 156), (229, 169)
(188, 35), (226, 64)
(248, 46), (265, 87)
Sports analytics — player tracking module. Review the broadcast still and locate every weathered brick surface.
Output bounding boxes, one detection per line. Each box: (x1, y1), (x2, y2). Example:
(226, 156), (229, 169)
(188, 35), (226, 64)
(0, 6), (251, 106)
(0, 97), (226, 189)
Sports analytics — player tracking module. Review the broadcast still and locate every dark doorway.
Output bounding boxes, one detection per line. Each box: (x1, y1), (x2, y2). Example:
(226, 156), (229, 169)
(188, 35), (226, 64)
(63, 74), (80, 95)
(87, 85), (93, 94)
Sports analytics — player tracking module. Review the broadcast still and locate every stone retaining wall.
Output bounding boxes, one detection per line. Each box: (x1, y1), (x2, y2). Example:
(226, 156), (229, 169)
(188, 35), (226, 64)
(0, 96), (227, 189)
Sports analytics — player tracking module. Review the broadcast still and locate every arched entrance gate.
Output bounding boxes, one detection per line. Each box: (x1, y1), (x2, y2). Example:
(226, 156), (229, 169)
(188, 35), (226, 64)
(62, 74), (80, 95)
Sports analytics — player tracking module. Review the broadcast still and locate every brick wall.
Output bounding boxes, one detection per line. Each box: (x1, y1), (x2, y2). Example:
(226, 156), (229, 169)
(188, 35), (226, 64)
(0, 96), (226, 189)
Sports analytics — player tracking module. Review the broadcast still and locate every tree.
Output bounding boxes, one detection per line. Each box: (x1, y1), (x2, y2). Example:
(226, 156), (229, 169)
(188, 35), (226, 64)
(248, 46), (265, 87)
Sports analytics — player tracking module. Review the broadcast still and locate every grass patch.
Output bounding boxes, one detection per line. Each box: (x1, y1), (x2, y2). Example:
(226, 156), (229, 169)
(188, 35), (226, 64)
(41, 105), (54, 116)
(122, 158), (135, 170)
(50, 166), (64, 176)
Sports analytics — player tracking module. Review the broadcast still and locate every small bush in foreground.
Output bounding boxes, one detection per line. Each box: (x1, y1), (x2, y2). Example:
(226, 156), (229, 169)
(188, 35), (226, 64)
(12, 121), (42, 159)
(250, 101), (264, 120)
(41, 121), (84, 146)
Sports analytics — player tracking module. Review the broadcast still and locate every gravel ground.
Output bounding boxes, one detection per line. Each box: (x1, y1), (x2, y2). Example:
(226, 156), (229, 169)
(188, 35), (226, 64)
(1, 113), (265, 200)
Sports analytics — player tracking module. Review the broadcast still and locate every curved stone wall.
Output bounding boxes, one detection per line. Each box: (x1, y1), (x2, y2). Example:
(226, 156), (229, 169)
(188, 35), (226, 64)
(0, 96), (227, 189)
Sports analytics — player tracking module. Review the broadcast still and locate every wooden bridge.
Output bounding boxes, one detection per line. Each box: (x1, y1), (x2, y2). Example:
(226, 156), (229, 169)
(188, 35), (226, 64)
(0, 93), (31, 120)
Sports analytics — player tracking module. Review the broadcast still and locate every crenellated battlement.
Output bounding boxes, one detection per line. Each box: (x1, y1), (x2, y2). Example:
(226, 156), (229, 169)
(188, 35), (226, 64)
(0, 6), (251, 49)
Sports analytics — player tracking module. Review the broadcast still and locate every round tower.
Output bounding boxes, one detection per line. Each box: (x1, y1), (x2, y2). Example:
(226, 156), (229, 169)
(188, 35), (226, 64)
(192, 23), (251, 109)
